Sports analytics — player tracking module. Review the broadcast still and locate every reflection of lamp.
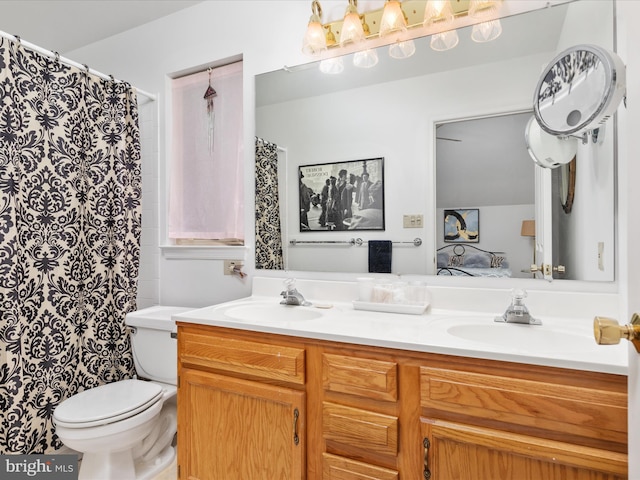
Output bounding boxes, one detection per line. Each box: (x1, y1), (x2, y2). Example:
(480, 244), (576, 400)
(319, 56), (344, 74)
(521, 220), (536, 275)
(471, 19), (502, 42)
(353, 49), (379, 68)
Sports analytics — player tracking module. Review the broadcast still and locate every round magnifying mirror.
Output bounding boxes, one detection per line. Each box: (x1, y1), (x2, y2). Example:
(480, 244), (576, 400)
(525, 116), (577, 169)
(533, 44), (625, 136)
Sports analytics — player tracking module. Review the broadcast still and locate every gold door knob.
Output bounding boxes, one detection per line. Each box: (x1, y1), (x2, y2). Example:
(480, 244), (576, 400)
(593, 314), (640, 353)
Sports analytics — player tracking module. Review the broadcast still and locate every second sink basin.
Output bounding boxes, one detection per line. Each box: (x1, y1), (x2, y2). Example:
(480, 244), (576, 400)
(224, 303), (323, 322)
(446, 322), (591, 353)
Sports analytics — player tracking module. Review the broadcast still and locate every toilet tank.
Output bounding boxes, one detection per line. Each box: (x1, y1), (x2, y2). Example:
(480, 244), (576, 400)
(125, 306), (194, 385)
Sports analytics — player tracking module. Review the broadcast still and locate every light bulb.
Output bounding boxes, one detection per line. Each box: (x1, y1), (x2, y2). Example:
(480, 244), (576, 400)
(468, 0), (502, 20)
(424, 0), (454, 27)
(302, 1), (327, 57)
(340, 2), (365, 47)
(379, 0), (407, 38)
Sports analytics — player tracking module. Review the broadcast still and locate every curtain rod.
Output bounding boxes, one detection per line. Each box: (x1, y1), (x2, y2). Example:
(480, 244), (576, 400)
(0, 30), (156, 101)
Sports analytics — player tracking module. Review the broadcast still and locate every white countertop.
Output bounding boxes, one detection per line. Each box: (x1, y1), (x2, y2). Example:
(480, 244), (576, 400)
(174, 294), (628, 376)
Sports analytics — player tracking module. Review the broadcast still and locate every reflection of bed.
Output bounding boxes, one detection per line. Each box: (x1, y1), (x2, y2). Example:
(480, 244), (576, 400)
(437, 244), (512, 277)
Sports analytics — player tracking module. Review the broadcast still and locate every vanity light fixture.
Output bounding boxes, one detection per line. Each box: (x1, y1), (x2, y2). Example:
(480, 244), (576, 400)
(302, 0), (328, 57)
(302, 0), (505, 70)
(340, 0), (365, 47)
(379, 0), (408, 38)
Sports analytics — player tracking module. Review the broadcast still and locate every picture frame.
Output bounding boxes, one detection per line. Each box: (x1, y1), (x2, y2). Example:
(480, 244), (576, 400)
(444, 208), (479, 243)
(298, 157), (385, 232)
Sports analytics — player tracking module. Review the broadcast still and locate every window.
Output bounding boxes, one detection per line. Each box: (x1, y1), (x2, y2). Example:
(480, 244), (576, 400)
(168, 60), (243, 244)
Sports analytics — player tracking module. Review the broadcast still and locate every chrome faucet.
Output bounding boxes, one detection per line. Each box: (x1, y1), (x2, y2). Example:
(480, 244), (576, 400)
(495, 289), (542, 325)
(280, 279), (311, 306)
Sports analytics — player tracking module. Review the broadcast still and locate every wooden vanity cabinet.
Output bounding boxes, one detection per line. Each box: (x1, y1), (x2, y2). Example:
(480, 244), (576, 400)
(177, 323), (628, 480)
(419, 359), (628, 480)
(177, 325), (306, 480)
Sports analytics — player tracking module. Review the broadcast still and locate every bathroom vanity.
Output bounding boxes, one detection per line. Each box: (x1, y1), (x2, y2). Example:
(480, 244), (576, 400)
(174, 279), (627, 480)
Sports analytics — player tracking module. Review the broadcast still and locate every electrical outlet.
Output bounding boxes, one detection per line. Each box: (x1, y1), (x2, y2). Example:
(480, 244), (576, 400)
(224, 260), (243, 275)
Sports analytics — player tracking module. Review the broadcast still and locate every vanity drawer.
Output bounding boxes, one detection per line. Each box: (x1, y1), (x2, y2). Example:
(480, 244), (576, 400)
(322, 353), (397, 401)
(323, 402), (398, 457)
(322, 453), (398, 480)
(179, 328), (305, 384)
(420, 366), (627, 446)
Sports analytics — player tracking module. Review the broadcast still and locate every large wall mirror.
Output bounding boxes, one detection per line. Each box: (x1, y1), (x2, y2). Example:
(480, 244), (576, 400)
(255, 0), (615, 282)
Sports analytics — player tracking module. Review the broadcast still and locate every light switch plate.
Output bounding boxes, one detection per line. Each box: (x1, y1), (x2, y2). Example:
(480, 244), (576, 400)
(403, 214), (423, 228)
(598, 242), (604, 271)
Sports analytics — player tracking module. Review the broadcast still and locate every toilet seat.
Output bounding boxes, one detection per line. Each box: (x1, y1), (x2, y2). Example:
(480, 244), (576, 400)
(54, 379), (163, 429)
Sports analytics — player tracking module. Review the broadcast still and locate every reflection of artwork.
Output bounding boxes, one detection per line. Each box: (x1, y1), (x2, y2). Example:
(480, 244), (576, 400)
(298, 157), (385, 232)
(444, 209), (479, 243)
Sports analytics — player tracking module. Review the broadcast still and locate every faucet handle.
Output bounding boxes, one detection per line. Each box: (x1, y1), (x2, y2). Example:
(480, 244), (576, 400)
(510, 288), (527, 302)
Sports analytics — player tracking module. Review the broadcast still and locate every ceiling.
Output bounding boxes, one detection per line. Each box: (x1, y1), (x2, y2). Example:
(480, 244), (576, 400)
(0, 1), (202, 54)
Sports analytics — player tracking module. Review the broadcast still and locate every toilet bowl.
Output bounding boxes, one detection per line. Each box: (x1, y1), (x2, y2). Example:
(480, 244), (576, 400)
(53, 306), (193, 480)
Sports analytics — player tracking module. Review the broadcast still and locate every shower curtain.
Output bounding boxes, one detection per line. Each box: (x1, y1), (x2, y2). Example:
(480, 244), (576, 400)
(255, 138), (284, 269)
(0, 37), (141, 453)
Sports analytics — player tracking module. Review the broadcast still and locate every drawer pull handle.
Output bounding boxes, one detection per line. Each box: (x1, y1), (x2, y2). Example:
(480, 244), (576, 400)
(293, 408), (300, 445)
(423, 437), (431, 480)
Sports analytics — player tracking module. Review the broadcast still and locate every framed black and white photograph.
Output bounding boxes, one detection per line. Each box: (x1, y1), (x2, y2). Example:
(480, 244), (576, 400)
(444, 208), (480, 243)
(298, 157), (385, 232)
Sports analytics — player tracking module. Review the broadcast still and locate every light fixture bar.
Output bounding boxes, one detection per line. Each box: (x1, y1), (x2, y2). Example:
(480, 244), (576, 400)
(322, 0), (472, 46)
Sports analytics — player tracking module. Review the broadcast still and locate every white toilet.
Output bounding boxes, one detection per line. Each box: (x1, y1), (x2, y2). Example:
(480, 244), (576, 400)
(53, 306), (193, 480)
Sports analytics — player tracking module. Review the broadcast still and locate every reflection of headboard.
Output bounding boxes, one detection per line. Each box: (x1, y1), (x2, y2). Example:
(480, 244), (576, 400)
(437, 244), (510, 277)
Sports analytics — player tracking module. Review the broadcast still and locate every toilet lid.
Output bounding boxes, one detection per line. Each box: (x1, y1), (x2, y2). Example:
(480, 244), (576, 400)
(54, 379), (163, 428)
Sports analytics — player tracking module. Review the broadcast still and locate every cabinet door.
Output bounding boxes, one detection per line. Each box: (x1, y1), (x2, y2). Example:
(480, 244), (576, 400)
(178, 369), (305, 480)
(421, 419), (626, 480)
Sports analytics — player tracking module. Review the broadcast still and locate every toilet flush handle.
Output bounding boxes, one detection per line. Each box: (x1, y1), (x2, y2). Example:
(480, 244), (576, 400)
(593, 314), (640, 353)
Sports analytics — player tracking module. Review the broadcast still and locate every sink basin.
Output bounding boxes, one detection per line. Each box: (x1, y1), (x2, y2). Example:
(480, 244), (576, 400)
(446, 323), (591, 353)
(223, 303), (323, 322)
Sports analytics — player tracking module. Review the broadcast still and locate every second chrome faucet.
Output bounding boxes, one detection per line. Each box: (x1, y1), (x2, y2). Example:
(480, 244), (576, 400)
(495, 289), (542, 325)
(280, 279), (311, 306)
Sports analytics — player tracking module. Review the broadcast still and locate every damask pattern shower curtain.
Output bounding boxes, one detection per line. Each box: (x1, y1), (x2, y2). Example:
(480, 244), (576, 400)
(255, 138), (284, 269)
(0, 37), (141, 453)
